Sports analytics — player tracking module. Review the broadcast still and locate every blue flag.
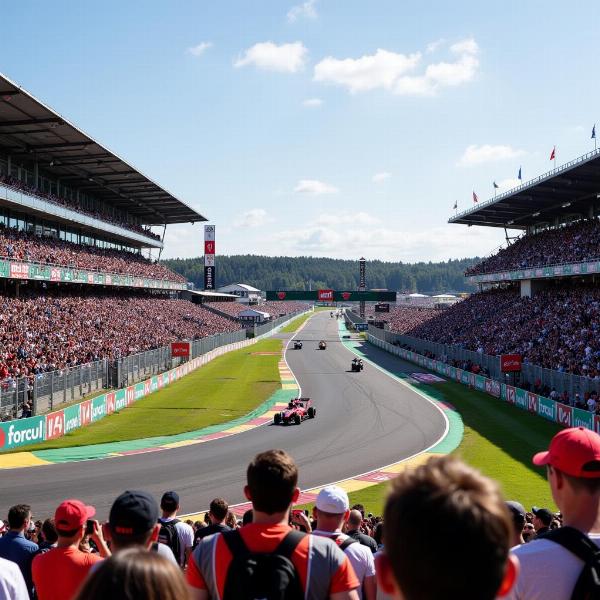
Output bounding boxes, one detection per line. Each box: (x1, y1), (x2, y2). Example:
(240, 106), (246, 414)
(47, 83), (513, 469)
(518, 167), (522, 180)
(593, 124), (596, 139)
(493, 181), (499, 189)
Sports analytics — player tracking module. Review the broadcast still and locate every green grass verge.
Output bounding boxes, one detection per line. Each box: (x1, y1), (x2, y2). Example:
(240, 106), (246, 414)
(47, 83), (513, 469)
(18, 338), (283, 451)
(280, 312), (313, 333)
(302, 380), (561, 516)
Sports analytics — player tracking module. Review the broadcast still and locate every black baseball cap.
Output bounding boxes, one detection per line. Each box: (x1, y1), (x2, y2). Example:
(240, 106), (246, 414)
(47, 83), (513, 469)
(505, 501), (526, 527)
(109, 490), (159, 536)
(160, 491), (180, 510)
(532, 506), (553, 526)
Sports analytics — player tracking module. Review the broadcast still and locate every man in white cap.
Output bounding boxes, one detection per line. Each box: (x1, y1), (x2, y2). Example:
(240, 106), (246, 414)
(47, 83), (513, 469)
(312, 486), (377, 600)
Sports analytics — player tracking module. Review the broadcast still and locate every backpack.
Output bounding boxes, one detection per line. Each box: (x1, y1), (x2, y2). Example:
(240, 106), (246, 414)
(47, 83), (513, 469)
(541, 526), (600, 599)
(221, 529), (305, 600)
(337, 536), (357, 551)
(157, 519), (182, 566)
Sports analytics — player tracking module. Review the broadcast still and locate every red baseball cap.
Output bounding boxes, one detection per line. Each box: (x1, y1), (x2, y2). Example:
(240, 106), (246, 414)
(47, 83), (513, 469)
(533, 427), (600, 478)
(55, 500), (96, 532)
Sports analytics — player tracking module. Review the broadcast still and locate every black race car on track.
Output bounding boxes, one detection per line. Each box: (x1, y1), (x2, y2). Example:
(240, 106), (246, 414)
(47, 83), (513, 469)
(351, 358), (364, 372)
(318, 340), (327, 350)
(273, 398), (316, 425)
(293, 341), (303, 349)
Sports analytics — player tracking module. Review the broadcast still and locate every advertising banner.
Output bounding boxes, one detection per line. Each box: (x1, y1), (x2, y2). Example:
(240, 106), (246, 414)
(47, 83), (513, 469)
(106, 392), (116, 415)
(115, 389), (127, 412)
(0, 416), (45, 450)
(91, 395), (107, 422)
(45, 410), (65, 440)
(135, 382), (145, 400)
(171, 342), (191, 358)
(527, 392), (539, 413)
(516, 388), (528, 410)
(537, 397), (556, 422)
(64, 404), (81, 433)
(573, 407), (594, 430)
(501, 354), (522, 373)
(80, 400), (92, 426)
(204, 225), (216, 290)
(317, 289), (334, 302)
(10, 262), (29, 279)
(556, 403), (573, 427)
(506, 385), (516, 405)
(126, 386), (135, 407)
(595, 415), (600, 435)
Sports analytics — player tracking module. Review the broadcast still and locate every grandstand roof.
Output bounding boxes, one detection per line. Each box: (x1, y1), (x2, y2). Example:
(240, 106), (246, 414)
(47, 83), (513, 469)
(449, 148), (600, 229)
(0, 73), (206, 225)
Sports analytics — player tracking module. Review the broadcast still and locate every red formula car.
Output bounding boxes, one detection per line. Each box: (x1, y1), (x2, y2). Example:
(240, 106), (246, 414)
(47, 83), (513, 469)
(273, 397), (316, 425)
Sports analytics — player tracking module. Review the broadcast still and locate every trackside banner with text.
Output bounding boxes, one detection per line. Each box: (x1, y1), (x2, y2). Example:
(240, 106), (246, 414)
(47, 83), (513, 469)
(368, 334), (600, 437)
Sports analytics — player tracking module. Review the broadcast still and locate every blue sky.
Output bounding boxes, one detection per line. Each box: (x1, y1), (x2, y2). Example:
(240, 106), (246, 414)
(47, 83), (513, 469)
(3, 1), (600, 261)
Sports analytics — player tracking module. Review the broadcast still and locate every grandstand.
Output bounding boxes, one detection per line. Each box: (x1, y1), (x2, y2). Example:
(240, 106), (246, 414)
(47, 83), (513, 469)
(377, 148), (600, 402)
(0, 73), (249, 419)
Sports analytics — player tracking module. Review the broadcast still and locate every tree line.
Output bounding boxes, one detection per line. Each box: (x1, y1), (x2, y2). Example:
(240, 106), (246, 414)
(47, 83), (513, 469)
(162, 255), (479, 294)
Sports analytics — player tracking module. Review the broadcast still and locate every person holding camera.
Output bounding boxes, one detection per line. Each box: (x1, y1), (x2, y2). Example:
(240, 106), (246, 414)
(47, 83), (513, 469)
(32, 499), (109, 600)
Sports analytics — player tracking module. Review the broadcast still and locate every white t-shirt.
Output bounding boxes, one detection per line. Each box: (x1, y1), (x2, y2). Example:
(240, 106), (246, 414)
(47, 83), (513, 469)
(508, 532), (600, 600)
(0, 556), (29, 600)
(313, 530), (376, 600)
(159, 518), (194, 564)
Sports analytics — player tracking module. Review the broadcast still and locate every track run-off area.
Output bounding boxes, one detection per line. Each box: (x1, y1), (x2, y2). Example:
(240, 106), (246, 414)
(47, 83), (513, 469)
(1, 312), (454, 518)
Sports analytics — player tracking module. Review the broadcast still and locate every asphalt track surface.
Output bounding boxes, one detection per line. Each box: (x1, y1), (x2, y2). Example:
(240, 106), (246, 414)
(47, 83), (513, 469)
(2, 312), (446, 518)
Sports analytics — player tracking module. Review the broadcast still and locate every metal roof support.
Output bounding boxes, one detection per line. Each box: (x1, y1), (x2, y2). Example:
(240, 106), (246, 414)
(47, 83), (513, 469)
(157, 223), (167, 260)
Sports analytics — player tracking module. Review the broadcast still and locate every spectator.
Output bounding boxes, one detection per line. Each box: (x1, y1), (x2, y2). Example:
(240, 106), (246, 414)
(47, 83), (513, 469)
(0, 504), (38, 598)
(241, 509), (253, 527)
(531, 507), (552, 537)
(73, 547), (190, 600)
(193, 499), (231, 547)
(32, 500), (109, 600)
(375, 455), (517, 600)
(344, 510), (377, 554)
(104, 490), (177, 565)
(158, 491), (194, 568)
(510, 427), (600, 599)
(0, 556), (29, 600)
(312, 487), (377, 600)
(187, 449), (360, 599)
(506, 501), (527, 547)
(36, 519), (58, 554)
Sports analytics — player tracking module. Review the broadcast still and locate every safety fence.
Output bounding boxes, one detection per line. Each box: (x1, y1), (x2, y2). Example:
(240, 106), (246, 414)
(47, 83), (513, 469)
(368, 329), (600, 434)
(0, 309), (310, 452)
(367, 327), (599, 399)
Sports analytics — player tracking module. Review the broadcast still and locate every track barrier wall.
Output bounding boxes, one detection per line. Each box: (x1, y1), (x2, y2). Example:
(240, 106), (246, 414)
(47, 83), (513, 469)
(0, 309), (312, 452)
(368, 330), (598, 435)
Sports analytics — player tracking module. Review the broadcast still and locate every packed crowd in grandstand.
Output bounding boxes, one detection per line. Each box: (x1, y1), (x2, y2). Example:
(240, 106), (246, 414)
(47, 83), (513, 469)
(0, 289), (240, 385)
(466, 218), (600, 275)
(0, 225), (184, 282)
(2, 432), (598, 600)
(206, 300), (310, 319)
(0, 173), (160, 241)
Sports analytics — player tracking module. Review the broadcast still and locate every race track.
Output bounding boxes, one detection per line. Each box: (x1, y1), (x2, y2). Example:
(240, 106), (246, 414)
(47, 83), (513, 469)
(2, 312), (447, 518)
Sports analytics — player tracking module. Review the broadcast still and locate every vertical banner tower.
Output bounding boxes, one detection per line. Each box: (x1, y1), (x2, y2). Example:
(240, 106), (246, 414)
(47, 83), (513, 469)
(359, 257), (366, 319)
(204, 225), (216, 290)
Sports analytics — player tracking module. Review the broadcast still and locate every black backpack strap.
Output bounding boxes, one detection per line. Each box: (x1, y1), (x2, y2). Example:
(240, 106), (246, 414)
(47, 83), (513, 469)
(339, 537), (357, 551)
(221, 529), (250, 558)
(275, 530), (306, 559)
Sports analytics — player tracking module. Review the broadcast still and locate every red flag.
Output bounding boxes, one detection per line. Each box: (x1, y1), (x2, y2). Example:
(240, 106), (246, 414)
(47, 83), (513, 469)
(550, 146), (556, 161)
(472, 191), (478, 203)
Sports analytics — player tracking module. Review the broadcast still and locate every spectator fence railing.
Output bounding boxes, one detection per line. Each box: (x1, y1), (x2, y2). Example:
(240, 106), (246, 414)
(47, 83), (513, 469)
(367, 326), (599, 399)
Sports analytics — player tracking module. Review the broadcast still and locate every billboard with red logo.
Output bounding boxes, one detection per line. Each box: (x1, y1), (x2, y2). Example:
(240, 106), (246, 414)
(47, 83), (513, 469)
(317, 289), (334, 302)
(501, 354), (522, 372)
(171, 342), (191, 358)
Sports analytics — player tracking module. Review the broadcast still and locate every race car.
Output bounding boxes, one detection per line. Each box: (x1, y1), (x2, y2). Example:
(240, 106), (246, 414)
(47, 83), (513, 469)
(318, 340), (327, 350)
(273, 398), (316, 425)
(293, 340), (303, 350)
(351, 358), (364, 372)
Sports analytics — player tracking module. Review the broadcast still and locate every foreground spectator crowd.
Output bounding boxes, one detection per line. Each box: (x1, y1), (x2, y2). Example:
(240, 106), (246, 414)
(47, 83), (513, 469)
(0, 174), (160, 241)
(2, 429), (600, 599)
(0, 289), (240, 386)
(0, 225), (185, 283)
(466, 218), (600, 276)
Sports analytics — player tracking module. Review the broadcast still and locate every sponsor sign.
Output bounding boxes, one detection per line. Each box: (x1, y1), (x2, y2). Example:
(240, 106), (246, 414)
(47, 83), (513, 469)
(527, 392), (539, 413)
(501, 354), (522, 373)
(556, 403), (573, 427)
(204, 240), (215, 255)
(538, 397), (556, 422)
(50, 267), (61, 282)
(506, 385), (516, 405)
(171, 341), (191, 358)
(204, 266), (215, 290)
(0, 417), (45, 450)
(317, 289), (334, 302)
(10, 262), (29, 279)
(64, 404), (81, 433)
(45, 410), (65, 440)
(595, 415), (600, 435)
(91, 395), (107, 422)
(135, 383), (145, 400)
(359, 258), (366, 290)
(374, 303), (390, 312)
(410, 373), (445, 383)
(342, 292), (352, 300)
(516, 388), (528, 409)
(475, 375), (486, 391)
(106, 392), (116, 415)
(277, 291), (286, 300)
(490, 380), (501, 397)
(204, 224), (215, 241)
(204, 253), (215, 267)
(115, 390), (127, 411)
(143, 379), (152, 396)
(573, 407), (594, 430)
(80, 400), (92, 426)
(126, 386), (135, 406)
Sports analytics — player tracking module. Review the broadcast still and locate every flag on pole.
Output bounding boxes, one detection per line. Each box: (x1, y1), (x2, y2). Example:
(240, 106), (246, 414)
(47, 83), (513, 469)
(518, 167), (522, 180)
(493, 181), (499, 189)
(453, 201), (457, 210)
(550, 146), (556, 161)
(472, 191), (478, 203)
(592, 125), (596, 139)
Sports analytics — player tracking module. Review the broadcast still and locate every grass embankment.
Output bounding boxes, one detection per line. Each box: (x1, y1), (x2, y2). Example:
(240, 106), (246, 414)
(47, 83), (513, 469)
(280, 312), (313, 333)
(18, 338), (283, 451)
(305, 380), (561, 515)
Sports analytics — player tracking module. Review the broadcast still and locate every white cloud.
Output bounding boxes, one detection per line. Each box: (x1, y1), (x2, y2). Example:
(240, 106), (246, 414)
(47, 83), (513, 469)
(234, 41), (308, 73)
(287, 0), (318, 22)
(314, 37), (480, 96)
(294, 179), (339, 194)
(233, 208), (272, 228)
(303, 98), (323, 107)
(187, 42), (213, 57)
(315, 211), (381, 226)
(426, 39), (445, 53)
(458, 144), (526, 167)
(372, 171), (391, 183)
